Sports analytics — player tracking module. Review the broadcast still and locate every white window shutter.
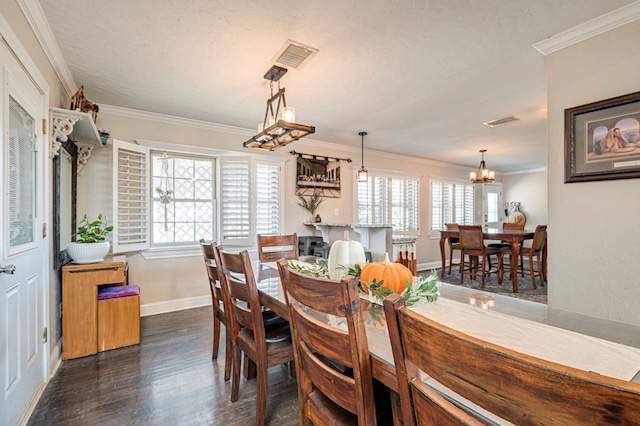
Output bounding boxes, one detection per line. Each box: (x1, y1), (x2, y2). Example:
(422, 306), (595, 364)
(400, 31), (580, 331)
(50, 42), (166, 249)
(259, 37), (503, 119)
(254, 161), (281, 236)
(112, 139), (150, 253)
(220, 157), (251, 245)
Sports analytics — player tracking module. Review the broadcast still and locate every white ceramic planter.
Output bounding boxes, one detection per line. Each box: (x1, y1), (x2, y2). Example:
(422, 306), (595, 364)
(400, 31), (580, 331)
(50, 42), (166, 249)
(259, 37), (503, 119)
(66, 241), (110, 264)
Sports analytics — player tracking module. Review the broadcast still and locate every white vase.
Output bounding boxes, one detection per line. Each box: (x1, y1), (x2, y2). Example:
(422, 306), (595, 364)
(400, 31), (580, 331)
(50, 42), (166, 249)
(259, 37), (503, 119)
(66, 241), (110, 264)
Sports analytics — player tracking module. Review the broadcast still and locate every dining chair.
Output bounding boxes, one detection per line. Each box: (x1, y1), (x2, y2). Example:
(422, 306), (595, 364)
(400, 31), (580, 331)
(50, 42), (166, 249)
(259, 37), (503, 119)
(277, 259), (387, 426)
(444, 223), (462, 275)
(458, 225), (503, 288)
(383, 293), (640, 425)
(487, 222), (525, 284)
(199, 239), (232, 381)
(257, 233), (299, 262)
(519, 224), (548, 288)
(213, 245), (294, 426)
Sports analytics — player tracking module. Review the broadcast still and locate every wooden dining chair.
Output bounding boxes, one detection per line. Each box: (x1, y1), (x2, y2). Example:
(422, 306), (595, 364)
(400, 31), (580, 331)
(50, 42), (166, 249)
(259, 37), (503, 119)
(383, 293), (640, 425)
(277, 259), (386, 426)
(444, 223), (462, 275)
(257, 233), (299, 262)
(213, 245), (294, 426)
(458, 225), (503, 288)
(199, 239), (232, 381)
(519, 224), (548, 288)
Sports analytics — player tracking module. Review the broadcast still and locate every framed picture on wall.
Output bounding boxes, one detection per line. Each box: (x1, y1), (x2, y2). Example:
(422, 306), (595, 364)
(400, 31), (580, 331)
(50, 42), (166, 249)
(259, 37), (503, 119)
(565, 90), (640, 183)
(295, 155), (342, 198)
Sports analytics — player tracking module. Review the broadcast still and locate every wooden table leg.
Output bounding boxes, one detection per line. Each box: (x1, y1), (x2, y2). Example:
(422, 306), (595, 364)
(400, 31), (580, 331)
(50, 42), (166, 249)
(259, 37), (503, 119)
(439, 237), (446, 278)
(510, 238), (520, 293)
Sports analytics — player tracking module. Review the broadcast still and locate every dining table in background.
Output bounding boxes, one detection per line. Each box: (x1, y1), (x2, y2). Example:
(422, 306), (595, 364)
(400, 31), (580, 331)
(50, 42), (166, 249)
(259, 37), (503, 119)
(438, 227), (542, 293)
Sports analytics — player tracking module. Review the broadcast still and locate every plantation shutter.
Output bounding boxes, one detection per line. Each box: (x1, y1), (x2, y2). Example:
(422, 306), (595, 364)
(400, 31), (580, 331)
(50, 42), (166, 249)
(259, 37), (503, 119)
(431, 180), (475, 230)
(112, 139), (150, 253)
(254, 161), (281, 236)
(220, 157), (250, 244)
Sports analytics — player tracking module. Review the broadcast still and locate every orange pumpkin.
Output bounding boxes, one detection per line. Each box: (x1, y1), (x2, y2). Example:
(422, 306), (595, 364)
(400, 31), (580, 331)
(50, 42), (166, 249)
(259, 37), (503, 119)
(360, 253), (413, 294)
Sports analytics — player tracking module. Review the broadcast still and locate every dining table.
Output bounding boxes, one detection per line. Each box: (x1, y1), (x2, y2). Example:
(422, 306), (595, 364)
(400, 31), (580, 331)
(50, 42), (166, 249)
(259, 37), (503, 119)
(253, 261), (640, 422)
(439, 227), (543, 292)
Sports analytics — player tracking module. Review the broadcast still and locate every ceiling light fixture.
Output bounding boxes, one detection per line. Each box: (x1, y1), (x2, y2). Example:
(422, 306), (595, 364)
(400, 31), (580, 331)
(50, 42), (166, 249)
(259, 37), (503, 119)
(358, 131), (368, 182)
(243, 65), (315, 151)
(469, 149), (495, 184)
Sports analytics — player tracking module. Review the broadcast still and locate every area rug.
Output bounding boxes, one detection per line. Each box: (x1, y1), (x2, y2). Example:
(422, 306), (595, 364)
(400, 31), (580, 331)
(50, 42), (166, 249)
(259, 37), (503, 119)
(419, 265), (547, 304)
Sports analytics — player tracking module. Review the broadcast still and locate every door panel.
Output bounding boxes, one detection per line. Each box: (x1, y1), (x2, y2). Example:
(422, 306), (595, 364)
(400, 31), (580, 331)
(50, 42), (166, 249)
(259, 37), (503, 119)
(0, 41), (46, 426)
(482, 183), (503, 231)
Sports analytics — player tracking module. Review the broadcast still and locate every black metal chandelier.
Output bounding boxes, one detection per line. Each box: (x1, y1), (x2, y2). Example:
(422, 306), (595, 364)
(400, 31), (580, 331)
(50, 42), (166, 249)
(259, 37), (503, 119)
(358, 131), (368, 182)
(243, 65), (315, 151)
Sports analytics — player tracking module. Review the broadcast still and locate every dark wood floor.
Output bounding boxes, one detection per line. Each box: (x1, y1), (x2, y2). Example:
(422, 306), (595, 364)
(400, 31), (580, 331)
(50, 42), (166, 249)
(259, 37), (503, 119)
(28, 307), (299, 425)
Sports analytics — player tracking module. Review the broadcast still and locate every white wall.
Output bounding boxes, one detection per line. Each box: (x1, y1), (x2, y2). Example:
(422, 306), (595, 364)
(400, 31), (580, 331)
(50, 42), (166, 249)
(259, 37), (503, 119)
(502, 170), (547, 228)
(547, 20), (640, 325)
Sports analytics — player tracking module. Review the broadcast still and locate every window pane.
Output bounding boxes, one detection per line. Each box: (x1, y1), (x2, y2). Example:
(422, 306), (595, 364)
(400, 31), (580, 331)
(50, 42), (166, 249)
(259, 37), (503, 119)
(255, 163), (280, 236)
(151, 151), (215, 245)
(8, 97), (35, 248)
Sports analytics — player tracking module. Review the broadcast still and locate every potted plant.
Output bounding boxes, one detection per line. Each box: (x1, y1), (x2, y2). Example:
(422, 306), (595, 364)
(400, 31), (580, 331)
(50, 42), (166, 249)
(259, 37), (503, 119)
(297, 192), (325, 222)
(66, 213), (114, 264)
(155, 186), (173, 204)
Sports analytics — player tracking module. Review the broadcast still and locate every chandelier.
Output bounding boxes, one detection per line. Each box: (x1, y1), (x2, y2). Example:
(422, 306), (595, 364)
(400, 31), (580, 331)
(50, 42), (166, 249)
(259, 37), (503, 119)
(243, 65), (315, 150)
(469, 149), (495, 183)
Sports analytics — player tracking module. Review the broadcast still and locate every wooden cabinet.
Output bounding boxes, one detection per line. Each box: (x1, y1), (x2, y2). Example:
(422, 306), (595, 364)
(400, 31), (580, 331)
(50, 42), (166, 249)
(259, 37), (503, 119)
(62, 258), (128, 359)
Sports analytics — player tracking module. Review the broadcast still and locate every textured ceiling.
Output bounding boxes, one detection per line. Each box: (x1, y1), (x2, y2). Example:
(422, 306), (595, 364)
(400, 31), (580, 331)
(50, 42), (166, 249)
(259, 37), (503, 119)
(37, 0), (634, 172)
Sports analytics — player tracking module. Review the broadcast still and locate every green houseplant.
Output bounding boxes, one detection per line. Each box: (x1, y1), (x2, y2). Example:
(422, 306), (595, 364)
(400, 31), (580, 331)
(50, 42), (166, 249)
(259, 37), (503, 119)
(66, 214), (114, 263)
(297, 192), (325, 222)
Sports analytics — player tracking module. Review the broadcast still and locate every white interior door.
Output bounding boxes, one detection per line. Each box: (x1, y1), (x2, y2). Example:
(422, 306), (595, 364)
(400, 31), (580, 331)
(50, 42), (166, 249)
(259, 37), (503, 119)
(0, 41), (46, 426)
(482, 183), (503, 231)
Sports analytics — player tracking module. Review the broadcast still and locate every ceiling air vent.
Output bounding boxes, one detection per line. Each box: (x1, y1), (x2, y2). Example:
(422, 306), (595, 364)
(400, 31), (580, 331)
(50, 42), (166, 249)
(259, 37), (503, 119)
(272, 40), (318, 69)
(483, 116), (519, 127)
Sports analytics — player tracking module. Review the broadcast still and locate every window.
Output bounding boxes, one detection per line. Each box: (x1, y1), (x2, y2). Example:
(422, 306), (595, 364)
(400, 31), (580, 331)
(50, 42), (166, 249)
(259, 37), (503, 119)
(220, 157), (283, 245)
(430, 179), (474, 231)
(151, 151), (215, 246)
(113, 140), (284, 254)
(356, 172), (419, 234)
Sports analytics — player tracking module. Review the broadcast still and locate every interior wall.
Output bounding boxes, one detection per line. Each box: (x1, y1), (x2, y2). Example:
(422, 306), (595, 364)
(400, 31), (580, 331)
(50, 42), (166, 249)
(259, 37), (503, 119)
(547, 20), (640, 325)
(78, 109), (480, 311)
(502, 170), (547, 228)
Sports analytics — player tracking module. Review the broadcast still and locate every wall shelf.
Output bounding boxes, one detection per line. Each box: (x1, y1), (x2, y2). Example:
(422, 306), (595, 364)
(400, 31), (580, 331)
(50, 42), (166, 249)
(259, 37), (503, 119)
(50, 107), (103, 173)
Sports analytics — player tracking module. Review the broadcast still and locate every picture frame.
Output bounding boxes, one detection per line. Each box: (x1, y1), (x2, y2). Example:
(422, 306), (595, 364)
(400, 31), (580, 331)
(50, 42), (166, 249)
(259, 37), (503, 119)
(565, 91), (640, 183)
(295, 155), (341, 198)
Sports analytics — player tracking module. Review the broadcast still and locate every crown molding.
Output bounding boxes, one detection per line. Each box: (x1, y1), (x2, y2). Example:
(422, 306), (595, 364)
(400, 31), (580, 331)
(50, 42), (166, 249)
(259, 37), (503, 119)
(0, 4), (47, 93)
(533, 1), (640, 55)
(502, 167), (547, 176)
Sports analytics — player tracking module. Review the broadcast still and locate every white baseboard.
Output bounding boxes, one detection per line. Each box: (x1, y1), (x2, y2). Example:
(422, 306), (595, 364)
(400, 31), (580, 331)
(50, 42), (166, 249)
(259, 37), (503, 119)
(141, 295), (212, 317)
(417, 260), (446, 272)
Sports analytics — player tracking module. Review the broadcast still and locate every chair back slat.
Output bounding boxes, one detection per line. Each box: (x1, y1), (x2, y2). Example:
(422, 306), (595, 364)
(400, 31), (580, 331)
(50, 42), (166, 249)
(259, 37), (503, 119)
(257, 233), (299, 261)
(384, 294), (640, 425)
(503, 222), (524, 230)
(277, 259), (377, 425)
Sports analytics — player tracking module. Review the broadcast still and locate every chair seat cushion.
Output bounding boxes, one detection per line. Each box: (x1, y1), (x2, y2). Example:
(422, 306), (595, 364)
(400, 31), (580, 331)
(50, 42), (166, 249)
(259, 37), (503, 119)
(98, 285), (140, 300)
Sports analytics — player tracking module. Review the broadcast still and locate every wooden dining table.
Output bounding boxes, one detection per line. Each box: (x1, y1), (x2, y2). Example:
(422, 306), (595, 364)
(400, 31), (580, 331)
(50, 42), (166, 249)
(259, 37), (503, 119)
(439, 227), (541, 292)
(253, 262), (640, 409)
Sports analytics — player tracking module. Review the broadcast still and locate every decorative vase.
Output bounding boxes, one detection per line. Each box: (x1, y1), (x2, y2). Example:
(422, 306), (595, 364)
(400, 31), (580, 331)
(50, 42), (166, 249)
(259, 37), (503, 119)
(66, 241), (110, 264)
(315, 214), (322, 223)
